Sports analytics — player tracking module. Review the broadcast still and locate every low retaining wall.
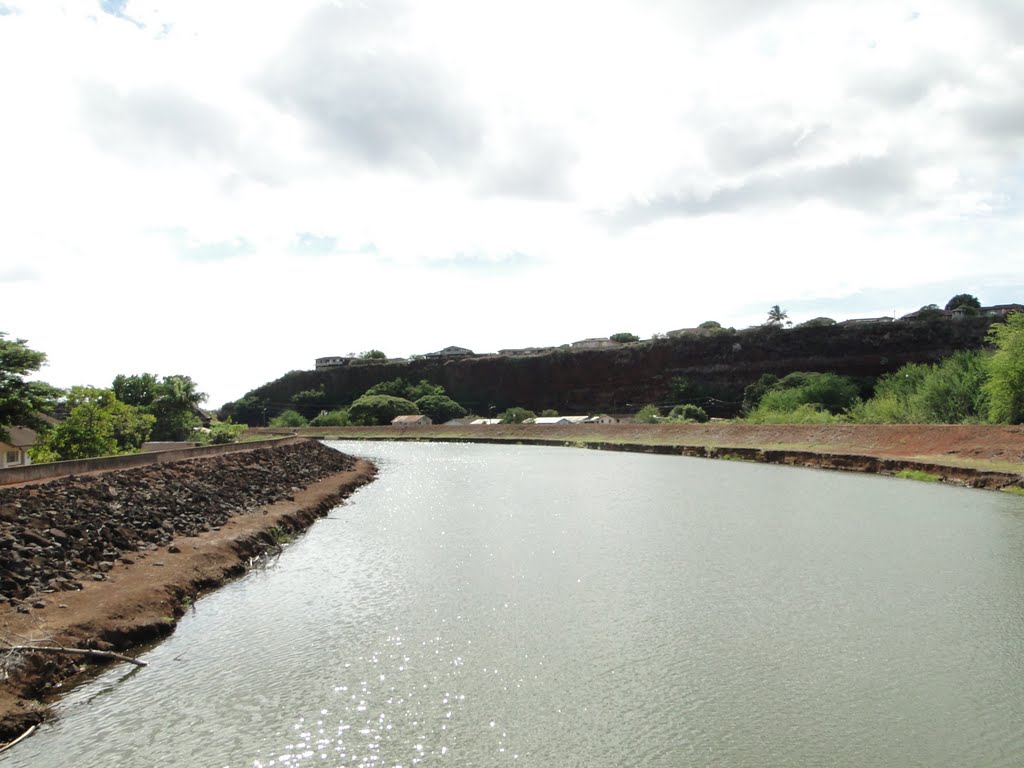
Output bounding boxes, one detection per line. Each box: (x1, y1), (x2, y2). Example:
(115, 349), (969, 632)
(0, 437), (306, 486)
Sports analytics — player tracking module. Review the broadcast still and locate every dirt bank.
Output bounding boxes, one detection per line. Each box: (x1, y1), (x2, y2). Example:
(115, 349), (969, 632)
(0, 440), (375, 742)
(267, 423), (1024, 486)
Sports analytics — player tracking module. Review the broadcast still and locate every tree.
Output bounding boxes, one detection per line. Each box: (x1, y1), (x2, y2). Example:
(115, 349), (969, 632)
(414, 394), (467, 423)
(985, 312), (1024, 424)
(149, 374), (206, 441)
(309, 409), (351, 427)
(633, 404), (661, 423)
(0, 333), (58, 441)
(359, 350), (387, 360)
(112, 373), (159, 407)
(698, 320), (722, 330)
(32, 387), (154, 461)
(348, 395), (419, 425)
(540, 409), (559, 417)
(668, 404), (709, 423)
(610, 332), (639, 343)
(765, 305), (791, 327)
(269, 409), (308, 428)
(498, 407), (536, 424)
(290, 386), (328, 419)
(797, 317), (836, 328)
(945, 294), (981, 313)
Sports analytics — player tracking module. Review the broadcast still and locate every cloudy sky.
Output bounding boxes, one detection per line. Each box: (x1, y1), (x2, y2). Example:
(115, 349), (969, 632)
(2, 0), (1022, 407)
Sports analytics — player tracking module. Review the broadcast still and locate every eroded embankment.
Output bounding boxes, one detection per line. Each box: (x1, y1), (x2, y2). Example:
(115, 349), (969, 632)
(0, 440), (375, 742)
(297, 423), (1024, 490)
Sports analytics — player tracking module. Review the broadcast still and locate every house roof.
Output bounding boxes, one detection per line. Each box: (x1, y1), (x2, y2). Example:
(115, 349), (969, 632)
(2, 426), (39, 448)
(392, 414), (431, 424)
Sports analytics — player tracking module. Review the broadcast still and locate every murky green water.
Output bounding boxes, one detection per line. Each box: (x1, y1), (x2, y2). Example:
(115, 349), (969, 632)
(5, 441), (1024, 767)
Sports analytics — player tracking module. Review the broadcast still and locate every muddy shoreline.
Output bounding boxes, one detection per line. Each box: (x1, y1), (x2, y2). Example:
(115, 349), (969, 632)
(0, 442), (376, 742)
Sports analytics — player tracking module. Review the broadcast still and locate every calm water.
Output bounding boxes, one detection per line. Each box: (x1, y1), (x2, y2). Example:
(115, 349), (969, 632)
(5, 441), (1024, 767)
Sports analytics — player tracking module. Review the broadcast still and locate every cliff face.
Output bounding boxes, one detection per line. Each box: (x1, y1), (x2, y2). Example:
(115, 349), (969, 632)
(237, 317), (995, 419)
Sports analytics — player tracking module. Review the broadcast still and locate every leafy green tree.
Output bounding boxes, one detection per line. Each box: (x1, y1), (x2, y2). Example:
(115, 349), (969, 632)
(364, 378), (443, 401)
(349, 395), (419, 425)
(916, 350), (989, 423)
(849, 364), (931, 423)
(229, 395), (269, 426)
(32, 387), (154, 461)
(985, 312), (1024, 423)
(0, 333), (58, 441)
(309, 409), (351, 427)
(406, 379), (444, 400)
(745, 372), (859, 421)
(540, 409), (560, 417)
(945, 294), (981, 313)
(269, 409), (308, 428)
(698, 320), (722, 330)
(742, 374), (779, 413)
(149, 375), (206, 441)
(204, 420), (246, 444)
(797, 317), (836, 328)
(911, 304), (944, 320)
(112, 373), (159, 407)
(633, 404), (661, 423)
(498, 407), (536, 424)
(414, 394), (467, 423)
(359, 350), (387, 360)
(668, 404), (709, 422)
(290, 386), (328, 419)
(765, 305), (791, 327)
(610, 332), (639, 343)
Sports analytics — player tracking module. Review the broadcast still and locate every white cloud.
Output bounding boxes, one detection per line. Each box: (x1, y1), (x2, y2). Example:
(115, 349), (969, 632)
(1, 0), (1021, 407)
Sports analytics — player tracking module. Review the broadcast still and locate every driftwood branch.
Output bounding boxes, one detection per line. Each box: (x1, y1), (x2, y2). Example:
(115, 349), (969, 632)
(0, 724), (36, 753)
(3, 645), (147, 667)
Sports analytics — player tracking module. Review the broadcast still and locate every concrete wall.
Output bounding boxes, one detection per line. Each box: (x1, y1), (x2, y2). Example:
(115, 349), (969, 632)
(0, 437), (309, 486)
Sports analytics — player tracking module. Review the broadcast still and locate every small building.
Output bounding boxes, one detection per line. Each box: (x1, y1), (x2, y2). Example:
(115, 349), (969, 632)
(315, 356), (351, 370)
(0, 426), (38, 469)
(391, 415), (433, 427)
(527, 416), (571, 425)
(585, 414), (619, 424)
(570, 338), (622, 350)
(470, 418), (502, 425)
(442, 418), (475, 426)
(982, 304), (1024, 317)
(425, 346), (474, 358)
(839, 316), (894, 326)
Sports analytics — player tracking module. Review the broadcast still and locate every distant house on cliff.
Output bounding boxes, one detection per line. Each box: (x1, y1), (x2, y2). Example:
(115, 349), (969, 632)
(425, 346), (474, 358)
(315, 356), (350, 370)
(391, 415), (433, 427)
(571, 338), (621, 350)
(838, 316), (894, 326)
(0, 426), (38, 469)
(982, 304), (1024, 317)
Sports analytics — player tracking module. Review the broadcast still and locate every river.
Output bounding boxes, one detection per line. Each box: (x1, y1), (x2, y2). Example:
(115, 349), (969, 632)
(4, 441), (1024, 767)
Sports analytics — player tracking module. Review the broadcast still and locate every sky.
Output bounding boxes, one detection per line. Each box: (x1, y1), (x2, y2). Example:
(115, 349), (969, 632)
(2, 0), (1022, 408)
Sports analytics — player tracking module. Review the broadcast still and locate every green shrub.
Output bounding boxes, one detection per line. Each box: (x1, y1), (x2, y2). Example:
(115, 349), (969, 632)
(206, 421), (246, 444)
(633, 404), (661, 423)
(498, 407), (536, 424)
(746, 403), (842, 424)
(309, 409), (351, 427)
(269, 409), (307, 428)
(668, 404), (709, 423)
(414, 394), (467, 423)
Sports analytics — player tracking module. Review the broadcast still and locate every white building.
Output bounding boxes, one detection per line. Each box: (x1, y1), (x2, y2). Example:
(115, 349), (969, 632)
(0, 426), (37, 468)
(391, 415), (433, 427)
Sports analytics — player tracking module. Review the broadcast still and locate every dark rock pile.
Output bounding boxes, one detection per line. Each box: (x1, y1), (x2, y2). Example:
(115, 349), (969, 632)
(0, 441), (355, 608)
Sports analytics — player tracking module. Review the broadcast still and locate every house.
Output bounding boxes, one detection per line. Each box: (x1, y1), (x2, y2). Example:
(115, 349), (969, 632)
(1, 426), (38, 469)
(570, 338), (622, 350)
(441, 418), (476, 426)
(315, 356), (351, 370)
(527, 416), (572, 425)
(391, 415), (433, 427)
(838, 317), (894, 326)
(982, 304), (1024, 317)
(470, 418), (502, 425)
(585, 414), (619, 424)
(425, 346), (474, 358)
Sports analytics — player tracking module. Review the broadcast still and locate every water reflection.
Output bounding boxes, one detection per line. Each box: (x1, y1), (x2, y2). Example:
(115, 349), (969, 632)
(4, 442), (1024, 768)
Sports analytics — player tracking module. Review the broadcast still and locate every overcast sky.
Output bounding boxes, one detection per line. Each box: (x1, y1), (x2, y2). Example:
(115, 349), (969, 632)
(2, 0), (1022, 407)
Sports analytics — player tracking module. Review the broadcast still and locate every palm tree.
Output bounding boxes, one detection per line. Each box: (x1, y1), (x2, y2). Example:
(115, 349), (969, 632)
(766, 305), (791, 327)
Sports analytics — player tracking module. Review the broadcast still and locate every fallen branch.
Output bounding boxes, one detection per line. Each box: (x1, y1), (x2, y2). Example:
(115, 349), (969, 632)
(3, 645), (147, 667)
(0, 724), (36, 754)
